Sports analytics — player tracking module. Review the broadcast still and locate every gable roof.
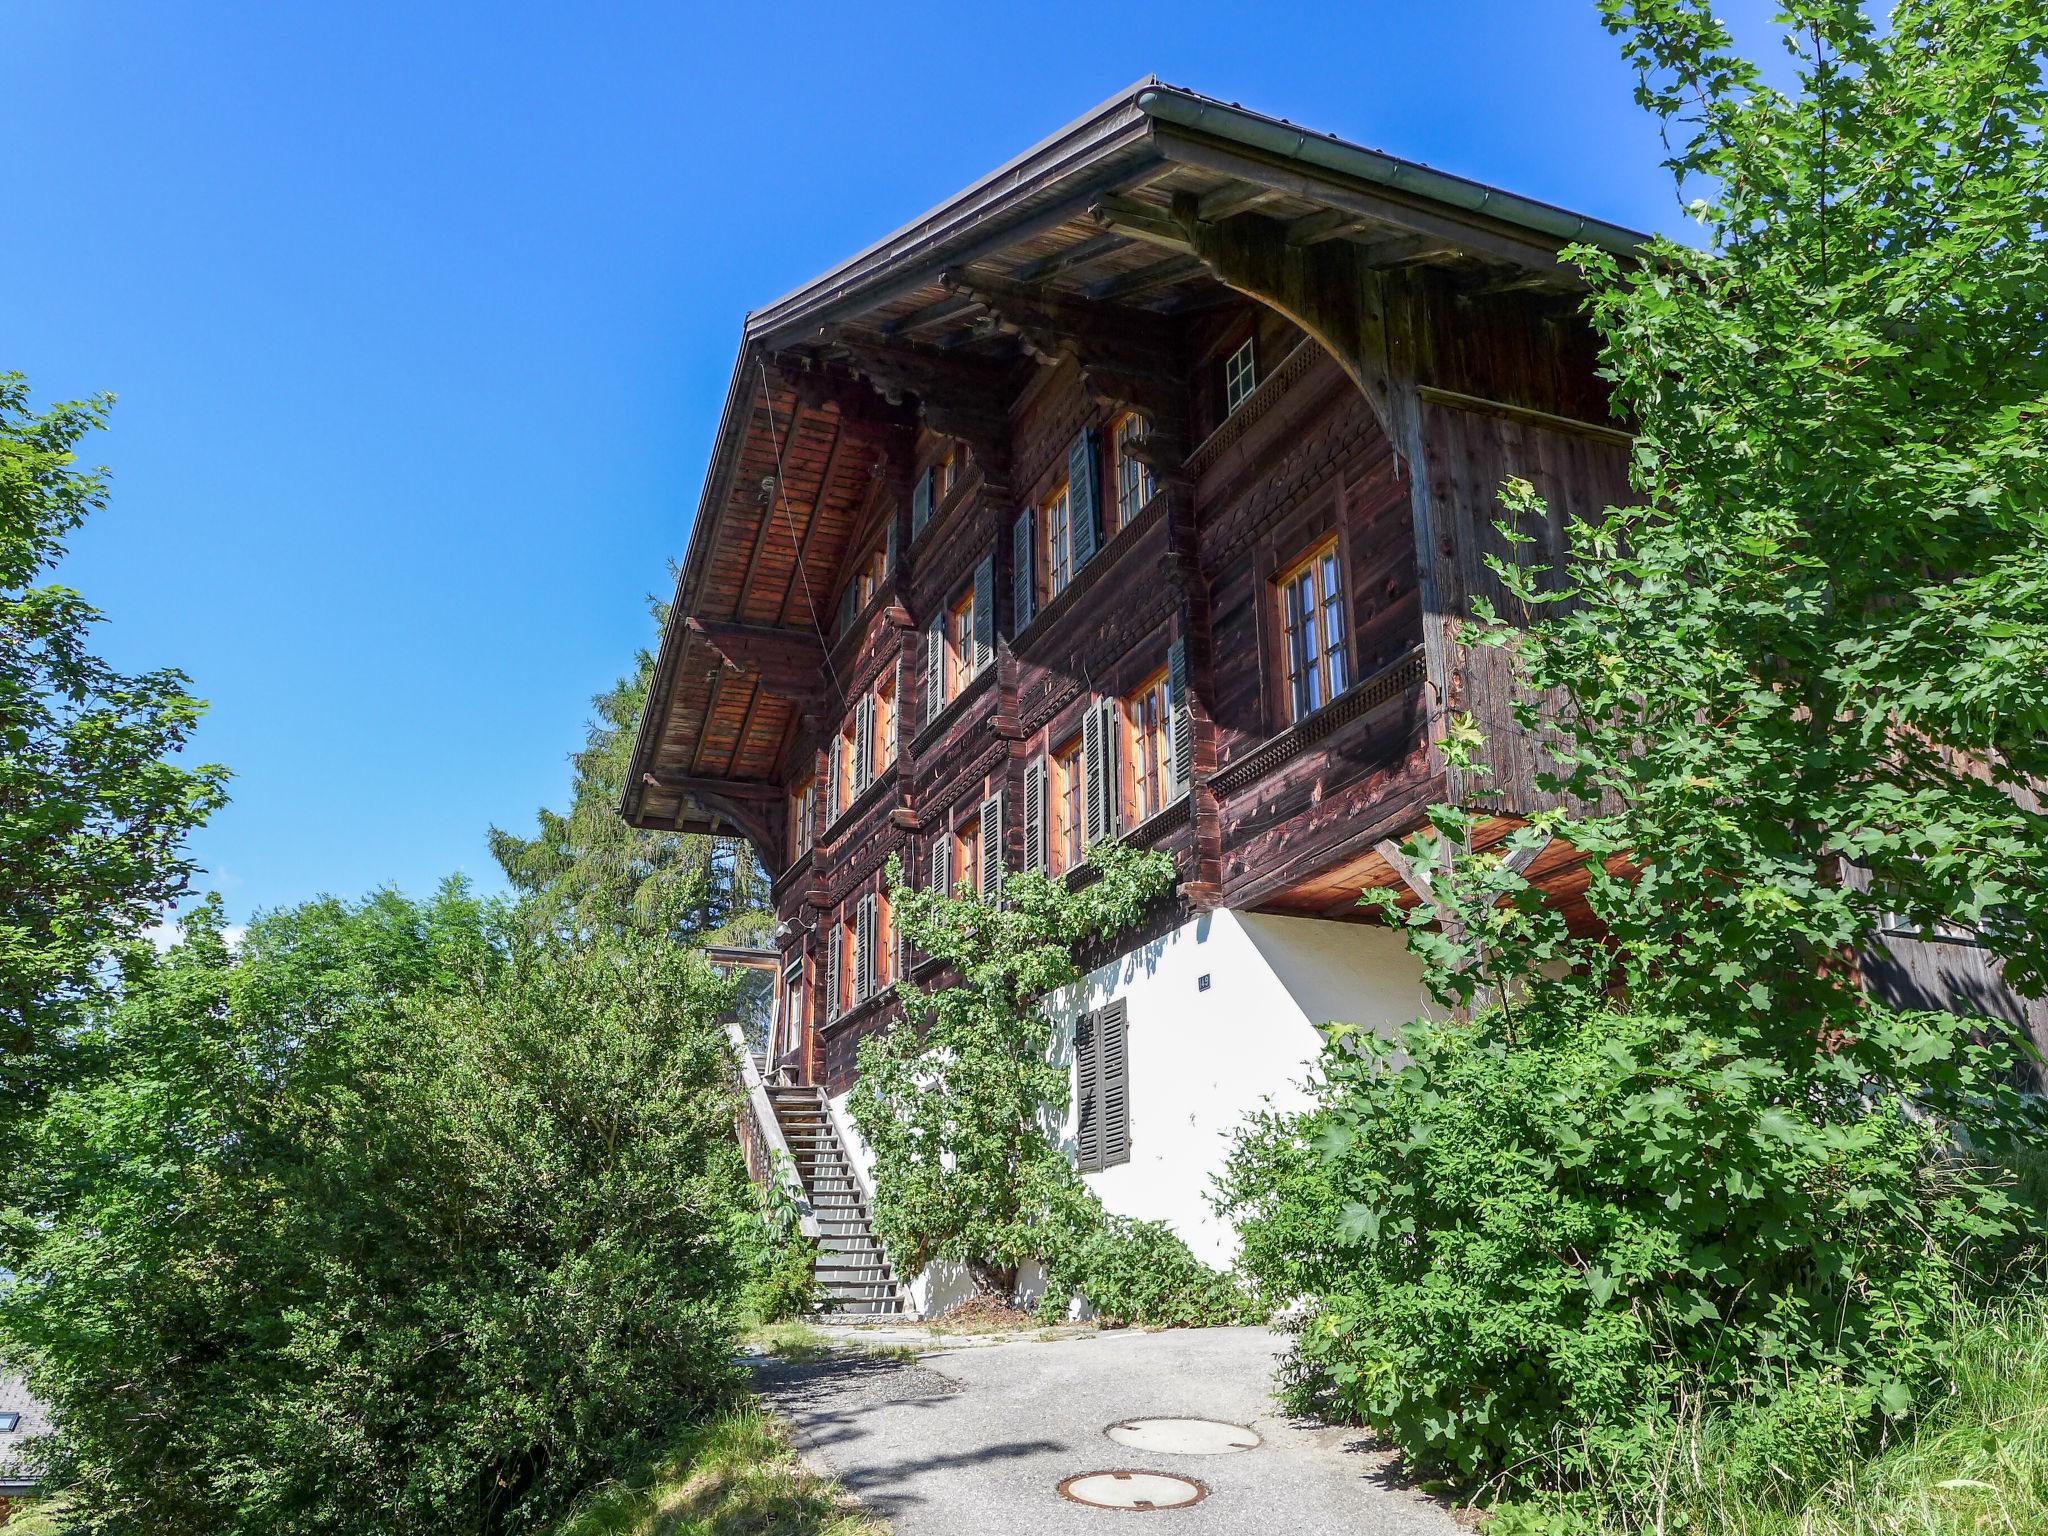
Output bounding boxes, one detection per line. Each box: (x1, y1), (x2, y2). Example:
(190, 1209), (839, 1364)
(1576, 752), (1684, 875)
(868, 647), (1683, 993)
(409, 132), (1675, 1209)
(623, 79), (1645, 843)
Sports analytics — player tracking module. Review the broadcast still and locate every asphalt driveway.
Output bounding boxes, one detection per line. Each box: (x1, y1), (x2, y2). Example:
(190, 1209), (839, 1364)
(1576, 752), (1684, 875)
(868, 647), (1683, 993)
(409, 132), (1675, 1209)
(753, 1325), (1458, 1536)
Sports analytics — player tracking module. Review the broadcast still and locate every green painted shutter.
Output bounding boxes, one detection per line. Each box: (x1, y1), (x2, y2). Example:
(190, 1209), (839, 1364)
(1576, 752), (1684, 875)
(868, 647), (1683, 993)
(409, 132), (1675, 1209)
(853, 694), (874, 795)
(1074, 1008), (1101, 1171)
(1023, 755), (1047, 874)
(978, 791), (1003, 900)
(825, 737), (841, 822)
(910, 468), (933, 536)
(1097, 999), (1130, 1168)
(931, 829), (951, 895)
(1167, 635), (1192, 802)
(1011, 508), (1035, 631)
(925, 616), (945, 724)
(838, 582), (856, 637)
(972, 554), (995, 673)
(1068, 428), (1101, 569)
(823, 923), (842, 1021)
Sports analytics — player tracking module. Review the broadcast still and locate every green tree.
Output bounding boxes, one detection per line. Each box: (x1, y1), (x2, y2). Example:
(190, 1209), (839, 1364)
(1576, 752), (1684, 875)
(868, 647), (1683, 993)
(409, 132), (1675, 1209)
(489, 599), (770, 947)
(0, 375), (227, 1134)
(1, 885), (755, 1536)
(848, 844), (1173, 1299)
(1225, 0), (2048, 1512)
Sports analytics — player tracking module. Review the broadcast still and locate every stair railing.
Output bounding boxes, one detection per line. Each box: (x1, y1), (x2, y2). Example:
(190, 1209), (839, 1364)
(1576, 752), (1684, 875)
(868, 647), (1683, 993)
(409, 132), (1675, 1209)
(724, 1019), (820, 1240)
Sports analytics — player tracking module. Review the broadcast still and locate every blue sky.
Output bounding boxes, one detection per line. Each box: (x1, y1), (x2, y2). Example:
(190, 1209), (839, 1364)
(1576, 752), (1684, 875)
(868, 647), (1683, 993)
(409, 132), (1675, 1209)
(3, 1), (1783, 923)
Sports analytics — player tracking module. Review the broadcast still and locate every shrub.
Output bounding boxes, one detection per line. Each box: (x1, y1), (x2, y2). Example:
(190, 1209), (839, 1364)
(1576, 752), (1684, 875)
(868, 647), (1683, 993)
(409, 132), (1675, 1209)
(1040, 1212), (1248, 1329)
(1221, 1000), (2036, 1496)
(2, 891), (756, 1536)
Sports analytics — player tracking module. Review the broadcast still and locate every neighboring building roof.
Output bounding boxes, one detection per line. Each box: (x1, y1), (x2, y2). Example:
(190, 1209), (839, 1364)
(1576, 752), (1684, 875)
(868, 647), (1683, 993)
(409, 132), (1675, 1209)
(0, 1375), (50, 1493)
(623, 79), (1645, 840)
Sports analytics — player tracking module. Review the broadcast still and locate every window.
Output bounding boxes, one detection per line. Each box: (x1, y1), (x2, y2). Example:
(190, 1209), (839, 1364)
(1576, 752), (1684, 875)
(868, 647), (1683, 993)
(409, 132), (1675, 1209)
(1110, 413), (1155, 534)
(935, 442), (961, 500)
(1122, 669), (1173, 826)
(953, 816), (980, 902)
(946, 586), (975, 698)
(875, 670), (897, 768)
(1050, 734), (1084, 873)
(1224, 337), (1258, 414)
(790, 777), (816, 861)
(777, 955), (804, 1064)
(1041, 480), (1073, 602)
(836, 721), (857, 813)
(1278, 537), (1351, 722)
(1074, 1000), (1130, 1172)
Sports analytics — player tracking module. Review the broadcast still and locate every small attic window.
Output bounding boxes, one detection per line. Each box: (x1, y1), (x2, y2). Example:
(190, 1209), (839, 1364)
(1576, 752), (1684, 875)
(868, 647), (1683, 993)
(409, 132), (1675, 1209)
(1224, 337), (1258, 414)
(0, 1413), (19, 1432)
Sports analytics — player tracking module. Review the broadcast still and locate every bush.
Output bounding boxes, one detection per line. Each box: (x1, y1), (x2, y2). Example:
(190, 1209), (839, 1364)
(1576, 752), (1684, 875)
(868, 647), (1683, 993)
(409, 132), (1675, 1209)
(1040, 1212), (1248, 1329)
(2, 891), (757, 1536)
(1220, 1000), (2036, 1497)
(735, 1178), (823, 1325)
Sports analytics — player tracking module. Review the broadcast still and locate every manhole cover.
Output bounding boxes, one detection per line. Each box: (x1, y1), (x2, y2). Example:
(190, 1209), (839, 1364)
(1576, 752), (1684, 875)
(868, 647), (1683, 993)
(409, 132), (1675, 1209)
(1058, 1470), (1209, 1511)
(1105, 1417), (1262, 1455)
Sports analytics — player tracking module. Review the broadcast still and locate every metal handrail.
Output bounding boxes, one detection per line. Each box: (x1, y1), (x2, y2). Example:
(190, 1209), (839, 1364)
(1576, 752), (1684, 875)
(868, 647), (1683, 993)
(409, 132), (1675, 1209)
(724, 1018), (820, 1239)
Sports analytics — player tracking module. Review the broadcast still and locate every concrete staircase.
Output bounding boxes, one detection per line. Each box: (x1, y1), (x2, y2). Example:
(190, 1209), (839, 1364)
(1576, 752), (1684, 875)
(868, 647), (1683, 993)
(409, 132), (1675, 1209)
(766, 1084), (905, 1317)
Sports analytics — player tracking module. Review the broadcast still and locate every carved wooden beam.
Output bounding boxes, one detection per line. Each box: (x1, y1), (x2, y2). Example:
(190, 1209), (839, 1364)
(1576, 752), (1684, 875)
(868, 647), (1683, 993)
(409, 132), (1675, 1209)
(642, 772), (783, 803)
(938, 268), (1181, 383)
(684, 617), (834, 715)
(825, 330), (1018, 491)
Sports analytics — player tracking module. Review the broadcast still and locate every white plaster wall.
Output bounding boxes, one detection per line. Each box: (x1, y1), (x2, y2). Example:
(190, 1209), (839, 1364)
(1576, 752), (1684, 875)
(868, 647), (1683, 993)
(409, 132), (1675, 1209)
(827, 909), (1431, 1311)
(1046, 909), (1429, 1268)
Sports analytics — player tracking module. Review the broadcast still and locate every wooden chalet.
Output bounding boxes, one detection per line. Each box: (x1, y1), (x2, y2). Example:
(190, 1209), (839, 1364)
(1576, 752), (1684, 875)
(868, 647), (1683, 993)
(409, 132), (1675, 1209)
(625, 79), (1658, 1308)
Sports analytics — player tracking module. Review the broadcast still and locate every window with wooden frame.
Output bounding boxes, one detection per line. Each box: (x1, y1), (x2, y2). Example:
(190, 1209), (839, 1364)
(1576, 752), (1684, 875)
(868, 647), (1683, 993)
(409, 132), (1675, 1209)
(1109, 412), (1155, 534)
(935, 442), (961, 501)
(777, 953), (804, 1064)
(1050, 734), (1084, 873)
(1121, 668), (1173, 826)
(1276, 536), (1351, 723)
(831, 723), (853, 814)
(1223, 337), (1258, 414)
(789, 777), (816, 861)
(1074, 999), (1130, 1172)
(953, 816), (980, 904)
(1040, 479), (1074, 603)
(874, 669), (897, 772)
(945, 586), (975, 699)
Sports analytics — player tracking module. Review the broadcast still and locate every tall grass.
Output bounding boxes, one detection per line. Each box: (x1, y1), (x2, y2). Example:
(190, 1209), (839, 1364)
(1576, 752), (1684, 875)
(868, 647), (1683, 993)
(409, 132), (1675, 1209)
(1580, 1291), (2048, 1535)
(550, 1408), (883, 1536)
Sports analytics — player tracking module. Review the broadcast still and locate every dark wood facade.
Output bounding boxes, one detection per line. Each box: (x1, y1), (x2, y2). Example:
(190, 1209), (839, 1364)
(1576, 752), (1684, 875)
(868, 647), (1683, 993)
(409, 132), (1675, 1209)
(626, 82), (1645, 1092)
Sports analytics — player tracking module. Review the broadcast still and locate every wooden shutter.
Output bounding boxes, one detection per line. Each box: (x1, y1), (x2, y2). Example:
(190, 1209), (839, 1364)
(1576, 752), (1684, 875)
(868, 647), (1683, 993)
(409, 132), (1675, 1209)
(855, 895), (875, 1004)
(1068, 428), (1101, 570)
(1083, 697), (1121, 846)
(925, 616), (945, 724)
(1081, 700), (1105, 848)
(889, 655), (903, 760)
(978, 792), (1003, 900)
(853, 695), (874, 795)
(885, 517), (898, 574)
(1023, 755), (1047, 874)
(1074, 1009), (1099, 1171)
(1167, 635), (1192, 802)
(972, 554), (995, 674)
(910, 468), (932, 535)
(1096, 999), (1130, 1169)
(823, 923), (842, 1020)
(932, 830), (952, 896)
(1011, 508), (1035, 631)
(838, 582), (857, 637)
(825, 737), (841, 822)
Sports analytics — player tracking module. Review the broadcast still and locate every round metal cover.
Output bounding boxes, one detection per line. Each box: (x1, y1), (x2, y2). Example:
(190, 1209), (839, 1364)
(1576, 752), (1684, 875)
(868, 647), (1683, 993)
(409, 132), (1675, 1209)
(1057, 1470), (1209, 1511)
(1105, 1417), (1262, 1455)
